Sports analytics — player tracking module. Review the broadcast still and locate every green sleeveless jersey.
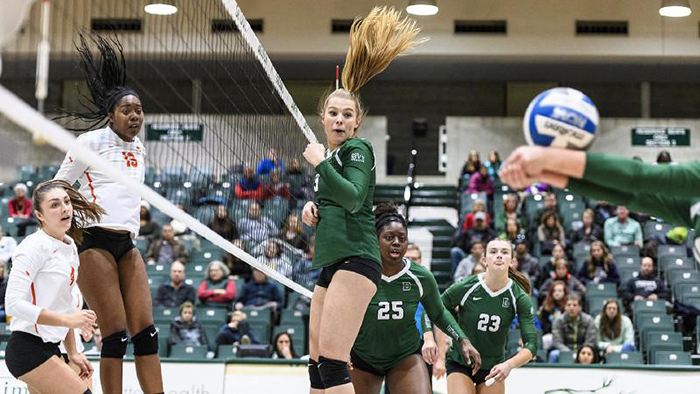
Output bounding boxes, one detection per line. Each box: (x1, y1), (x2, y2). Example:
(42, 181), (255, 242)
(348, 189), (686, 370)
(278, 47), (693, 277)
(568, 154), (700, 264)
(442, 273), (537, 370)
(312, 138), (380, 269)
(353, 259), (467, 371)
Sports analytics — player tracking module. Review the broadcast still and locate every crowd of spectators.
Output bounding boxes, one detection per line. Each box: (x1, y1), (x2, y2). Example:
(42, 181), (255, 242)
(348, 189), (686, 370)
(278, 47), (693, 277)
(454, 150), (695, 365)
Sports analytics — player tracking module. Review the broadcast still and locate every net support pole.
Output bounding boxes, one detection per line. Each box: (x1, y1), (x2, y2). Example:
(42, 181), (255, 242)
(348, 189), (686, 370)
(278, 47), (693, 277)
(0, 84), (314, 298)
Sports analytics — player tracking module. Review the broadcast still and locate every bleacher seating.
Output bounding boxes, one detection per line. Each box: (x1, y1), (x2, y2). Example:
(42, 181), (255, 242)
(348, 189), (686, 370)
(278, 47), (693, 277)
(7, 160), (700, 367)
(651, 350), (692, 365)
(170, 344), (209, 359)
(606, 351), (644, 365)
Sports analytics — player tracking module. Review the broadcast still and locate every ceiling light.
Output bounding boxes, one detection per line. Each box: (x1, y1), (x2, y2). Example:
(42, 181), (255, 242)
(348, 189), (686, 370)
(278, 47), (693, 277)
(406, 0), (439, 16)
(659, 0), (692, 17)
(145, 3), (178, 16)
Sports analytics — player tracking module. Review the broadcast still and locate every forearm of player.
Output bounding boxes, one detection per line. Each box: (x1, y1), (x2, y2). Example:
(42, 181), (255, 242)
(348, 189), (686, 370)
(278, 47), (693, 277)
(569, 178), (694, 228)
(539, 148), (587, 178)
(506, 347), (534, 369)
(432, 310), (467, 342)
(582, 153), (700, 198)
(315, 160), (368, 213)
(37, 308), (72, 327)
(433, 327), (448, 361)
(63, 328), (78, 356)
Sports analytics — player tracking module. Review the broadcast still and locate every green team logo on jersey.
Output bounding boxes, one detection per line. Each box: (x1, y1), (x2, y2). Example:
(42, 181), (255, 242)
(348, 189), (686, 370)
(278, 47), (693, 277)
(402, 282), (411, 291)
(351, 152), (365, 162)
(502, 298), (510, 308)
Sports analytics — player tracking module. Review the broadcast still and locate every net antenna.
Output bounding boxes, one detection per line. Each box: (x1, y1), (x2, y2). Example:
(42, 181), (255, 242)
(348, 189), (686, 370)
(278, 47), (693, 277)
(221, 0), (317, 144)
(35, 0), (51, 114)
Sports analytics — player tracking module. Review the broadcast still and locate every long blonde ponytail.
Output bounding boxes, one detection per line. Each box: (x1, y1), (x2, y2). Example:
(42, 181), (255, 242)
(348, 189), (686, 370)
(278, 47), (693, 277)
(319, 7), (426, 126)
(342, 6), (425, 93)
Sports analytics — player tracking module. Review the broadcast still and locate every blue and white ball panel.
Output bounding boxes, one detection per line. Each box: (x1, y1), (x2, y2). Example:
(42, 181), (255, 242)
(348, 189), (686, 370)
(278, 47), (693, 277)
(524, 88), (599, 149)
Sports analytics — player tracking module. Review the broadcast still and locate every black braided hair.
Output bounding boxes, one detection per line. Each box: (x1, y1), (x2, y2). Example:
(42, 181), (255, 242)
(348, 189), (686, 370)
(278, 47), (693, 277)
(55, 32), (139, 131)
(374, 203), (407, 234)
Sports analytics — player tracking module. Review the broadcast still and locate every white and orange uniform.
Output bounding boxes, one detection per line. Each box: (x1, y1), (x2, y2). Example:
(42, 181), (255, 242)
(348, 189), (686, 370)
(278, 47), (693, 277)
(5, 230), (79, 343)
(59, 286), (86, 354)
(55, 126), (146, 237)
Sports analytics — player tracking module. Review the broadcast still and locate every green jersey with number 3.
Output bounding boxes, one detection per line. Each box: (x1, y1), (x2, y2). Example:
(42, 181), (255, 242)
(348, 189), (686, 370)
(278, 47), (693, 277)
(312, 138), (381, 269)
(353, 259), (467, 371)
(442, 273), (537, 370)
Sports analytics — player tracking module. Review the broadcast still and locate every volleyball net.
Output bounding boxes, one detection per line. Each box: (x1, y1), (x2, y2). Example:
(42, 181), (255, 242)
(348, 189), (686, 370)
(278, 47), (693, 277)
(0, 0), (322, 298)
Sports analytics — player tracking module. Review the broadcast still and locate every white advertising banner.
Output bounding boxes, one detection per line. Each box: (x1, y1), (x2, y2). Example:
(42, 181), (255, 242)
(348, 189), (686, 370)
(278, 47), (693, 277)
(0, 360), (226, 394)
(1, 359), (698, 393)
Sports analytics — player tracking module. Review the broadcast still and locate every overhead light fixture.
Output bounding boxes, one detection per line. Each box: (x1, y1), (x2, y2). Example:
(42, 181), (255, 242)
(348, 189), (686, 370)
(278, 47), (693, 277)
(144, 2), (178, 16)
(659, 0), (692, 17)
(406, 0), (439, 16)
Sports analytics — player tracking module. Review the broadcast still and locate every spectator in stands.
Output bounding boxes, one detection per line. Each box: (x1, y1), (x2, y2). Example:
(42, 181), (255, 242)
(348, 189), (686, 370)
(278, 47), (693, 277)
(460, 150), (481, 178)
(538, 280), (568, 351)
(0, 224), (17, 264)
(235, 166), (265, 200)
(294, 235), (319, 289)
(604, 205), (642, 247)
(272, 332), (299, 359)
(453, 240), (485, 282)
(577, 241), (620, 286)
(405, 243), (422, 264)
(538, 211), (567, 254)
(146, 224), (190, 265)
(549, 294), (597, 363)
(278, 213), (308, 252)
(169, 203), (190, 236)
(264, 170), (291, 200)
(656, 150), (677, 165)
(257, 240), (293, 277)
(535, 192), (558, 225)
(511, 242), (540, 289)
(514, 239), (539, 284)
(285, 157), (304, 176)
(538, 241), (573, 287)
(472, 262), (486, 275)
(285, 158), (314, 208)
(234, 268), (283, 313)
(83, 325), (102, 356)
(499, 218), (525, 244)
(208, 205), (239, 241)
(154, 261), (196, 308)
(450, 212), (497, 275)
(225, 239), (253, 281)
(0, 260), (7, 321)
(9, 183), (37, 236)
(215, 310), (259, 346)
(495, 193), (527, 232)
(257, 148), (284, 175)
(622, 257), (669, 304)
(592, 200), (616, 228)
(575, 345), (600, 365)
(239, 201), (278, 244)
(539, 258), (586, 297)
(569, 208), (603, 245)
(465, 164), (494, 196)
(484, 150), (502, 179)
(198, 260), (237, 307)
(595, 299), (636, 355)
(461, 198), (490, 232)
(138, 201), (160, 239)
(169, 301), (209, 348)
